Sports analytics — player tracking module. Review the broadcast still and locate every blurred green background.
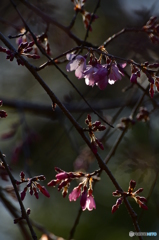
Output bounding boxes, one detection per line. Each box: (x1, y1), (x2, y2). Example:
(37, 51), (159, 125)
(0, 0), (159, 239)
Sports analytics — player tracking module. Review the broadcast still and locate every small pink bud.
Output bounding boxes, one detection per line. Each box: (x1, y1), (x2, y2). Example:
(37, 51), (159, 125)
(28, 41), (35, 48)
(20, 171), (25, 180)
(149, 83), (154, 98)
(91, 141), (97, 154)
(47, 179), (59, 187)
(95, 138), (104, 150)
(93, 121), (101, 127)
(33, 188), (39, 199)
(97, 125), (106, 131)
(112, 190), (122, 196)
(58, 179), (69, 191)
(129, 180), (136, 190)
(85, 119), (89, 125)
(87, 114), (91, 122)
(56, 172), (69, 180)
(19, 42), (28, 49)
(23, 47), (33, 53)
(37, 175), (46, 181)
(111, 204), (118, 214)
(54, 167), (63, 173)
(80, 186), (87, 209)
(37, 184), (50, 198)
(20, 187), (27, 201)
(69, 186), (81, 201)
(134, 188), (143, 194)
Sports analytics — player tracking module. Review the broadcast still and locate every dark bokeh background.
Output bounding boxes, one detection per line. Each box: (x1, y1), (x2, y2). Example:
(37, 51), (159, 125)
(0, 0), (159, 239)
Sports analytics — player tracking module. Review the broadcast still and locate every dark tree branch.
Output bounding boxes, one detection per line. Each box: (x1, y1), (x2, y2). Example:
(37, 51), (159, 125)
(18, 0), (96, 48)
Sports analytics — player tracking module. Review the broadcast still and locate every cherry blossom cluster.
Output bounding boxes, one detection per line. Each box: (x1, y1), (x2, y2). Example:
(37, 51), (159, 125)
(0, 41), (40, 66)
(136, 107), (149, 122)
(116, 117), (135, 130)
(71, 0), (98, 31)
(130, 61), (159, 98)
(1, 29), (51, 66)
(17, 41), (40, 61)
(0, 100), (7, 118)
(112, 180), (148, 213)
(84, 114), (106, 153)
(16, 172), (50, 200)
(66, 52), (125, 90)
(48, 167), (97, 211)
(16, 29), (51, 56)
(116, 107), (150, 130)
(143, 16), (159, 44)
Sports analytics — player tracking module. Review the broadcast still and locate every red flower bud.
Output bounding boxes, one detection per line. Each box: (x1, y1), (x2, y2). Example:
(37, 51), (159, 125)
(47, 179), (59, 187)
(37, 184), (50, 198)
(87, 114), (91, 122)
(129, 180), (136, 190)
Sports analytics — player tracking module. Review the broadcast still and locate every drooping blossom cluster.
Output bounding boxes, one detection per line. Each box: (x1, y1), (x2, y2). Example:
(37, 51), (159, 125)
(85, 114), (106, 153)
(116, 117), (135, 131)
(16, 171), (50, 200)
(66, 52), (125, 90)
(17, 41), (40, 62)
(0, 41), (40, 66)
(48, 167), (97, 211)
(130, 60), (159, 98)
(143, 16), (159, 44)
(16, 29), (51, 56)
(72, 0), (98, 31)
(112, 180), (148, 213)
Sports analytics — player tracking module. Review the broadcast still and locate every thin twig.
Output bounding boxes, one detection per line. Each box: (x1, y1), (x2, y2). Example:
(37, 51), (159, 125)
(10, 0), (113, 128)
(68, 208), (82, 240)
(18, 0), (95, 48)
(0, 188), (30, 240)
(79, 0), (101, 54)
(68, 9), (79, 30)
(0, 151), (37, 240)
(103, 27), (147, 47)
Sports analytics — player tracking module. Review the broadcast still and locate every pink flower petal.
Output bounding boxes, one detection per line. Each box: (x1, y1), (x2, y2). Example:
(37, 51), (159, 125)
(69, 186), (81, 201)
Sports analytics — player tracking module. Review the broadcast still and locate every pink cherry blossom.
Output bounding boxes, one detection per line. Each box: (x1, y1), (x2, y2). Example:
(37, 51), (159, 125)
(66, 53), (86, 79)
(108, 63), (123, 85)
(80, 186), (87, 209)
(84, 63), (104, 86)
(69, 186), (81, 201)
(82, 194), (96, 211)
(130, 71), (140, 83)
(95, 67), (108, 90)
